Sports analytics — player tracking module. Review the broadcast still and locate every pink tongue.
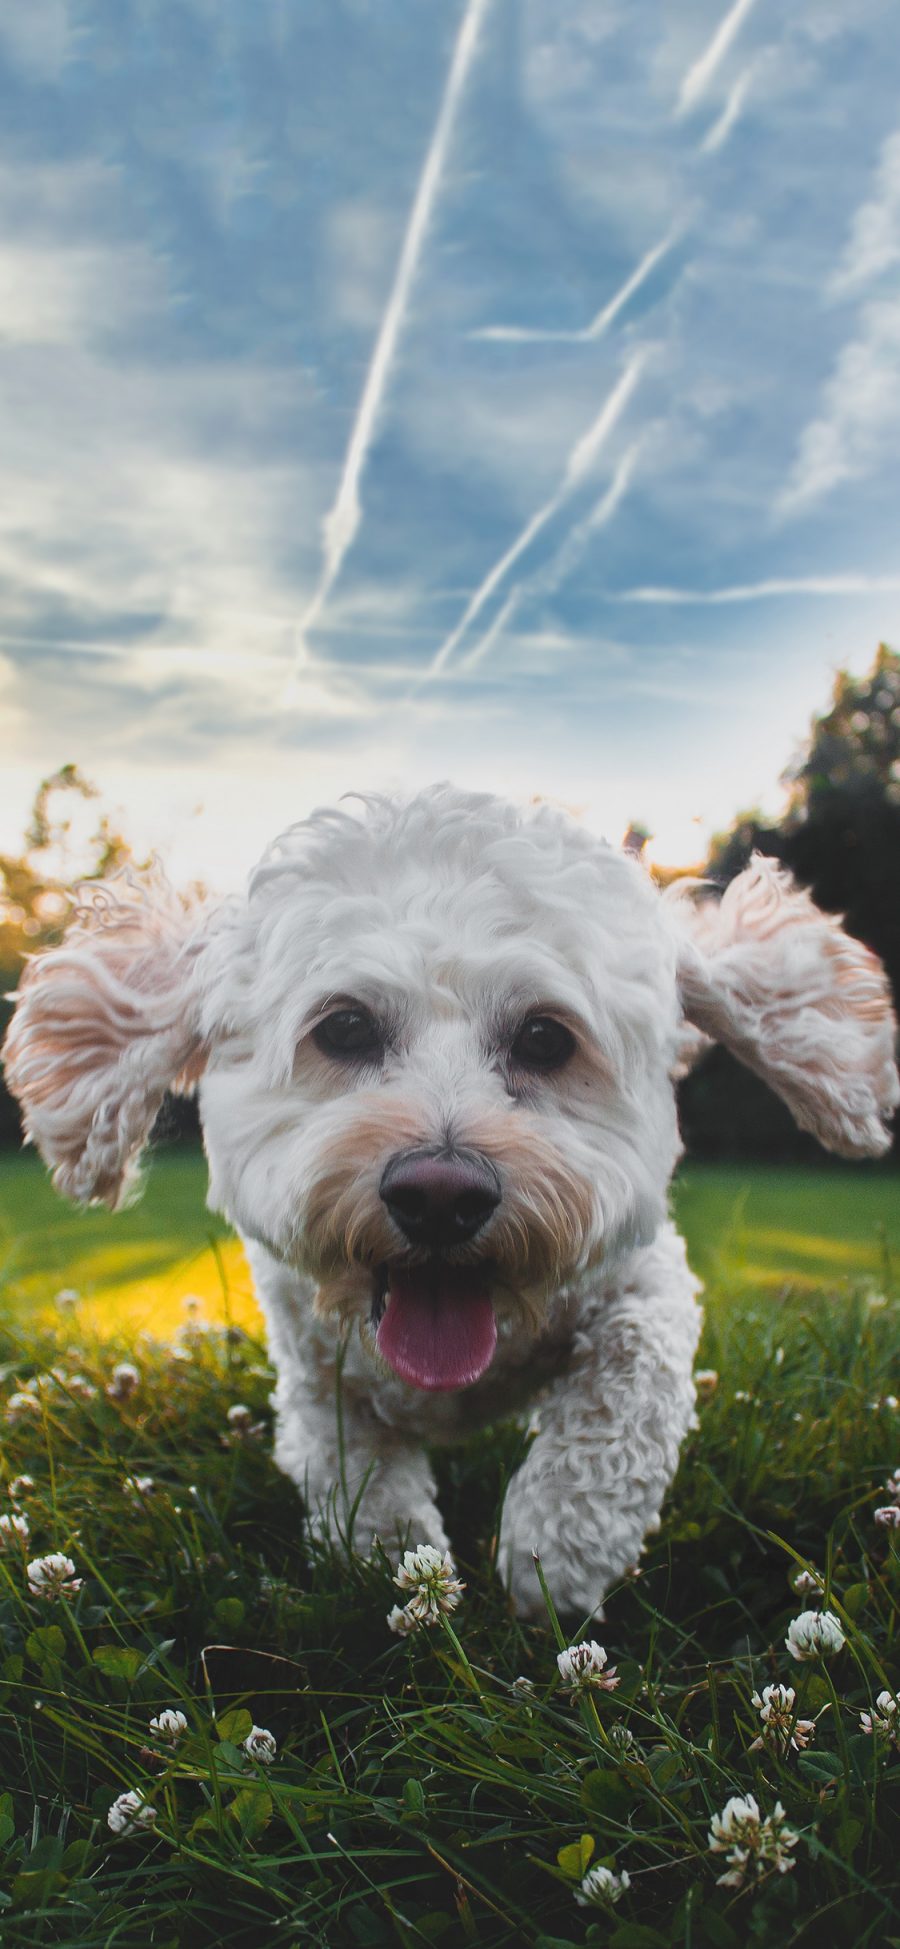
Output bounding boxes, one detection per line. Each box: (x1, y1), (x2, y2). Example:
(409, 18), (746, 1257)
(376, 1266), (497, 1391)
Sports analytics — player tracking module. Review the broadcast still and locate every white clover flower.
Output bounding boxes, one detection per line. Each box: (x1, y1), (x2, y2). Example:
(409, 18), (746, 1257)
(392, 1544), (465, 1628)
(107, 1790), (158, 1836)
(574, 1864), (630, 1908)
(54, 1288), (79, 1310)
(8, 1475), (36, 1502)
(149, 1708), (188, 1744)
(874, 1505), (900, 1529)
(791, 1568), (824, 1600)
(511, 1675), (536, 1698)
(36, 1369), (95, 1403)
(243, 1725), (277, 1764)
(859, 1692), (900, 1746)
(694, 1369), (719, 1397)
(785, 1609), (845, 1662)
(0, 1512), (30, 1549)
(607, 1723), (637, 1757)
(26, 1552), (82, 1601)
(709, 1794), (799, 1888)
(387, 1603), (420, 1637)
(223, 1402), (266, 1444)
(64, 1374), (98, 1403)
(6, 1391), (41, 1423)
(107, 1362), (141, 1402)
(557, 1640), (620, 1697)
(177, 1305), (211, 1349)
(750, 1684), (816, 1755)
(709, 1794), (760, 1852)
(123, 1475), (156, 1499)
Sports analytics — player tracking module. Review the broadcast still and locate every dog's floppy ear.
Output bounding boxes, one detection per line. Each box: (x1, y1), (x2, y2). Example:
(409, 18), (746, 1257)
(2, 872), (210, 1208)
(672, 854), (899, 1158)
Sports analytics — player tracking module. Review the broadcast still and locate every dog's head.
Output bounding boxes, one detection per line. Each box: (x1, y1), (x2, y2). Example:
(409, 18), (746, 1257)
(5, 786), (897, 1392)
(196, 788), (684, 1387)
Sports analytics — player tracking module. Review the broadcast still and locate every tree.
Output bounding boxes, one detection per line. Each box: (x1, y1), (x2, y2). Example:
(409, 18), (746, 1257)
(707, 643), (900, 993)
(0, 764), (135, 972)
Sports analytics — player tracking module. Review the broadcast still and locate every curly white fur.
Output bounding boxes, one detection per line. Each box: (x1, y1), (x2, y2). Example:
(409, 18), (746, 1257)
(671, 856), (899, 1157)
(4, 787), (897, 1618)
(4, 871), (209, 1207)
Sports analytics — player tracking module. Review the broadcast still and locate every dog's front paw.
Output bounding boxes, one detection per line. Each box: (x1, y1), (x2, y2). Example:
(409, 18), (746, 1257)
(363, 1491), (450, 1562)
(306, 1479), (449, 1563)
(498, 1536), (607, 1623)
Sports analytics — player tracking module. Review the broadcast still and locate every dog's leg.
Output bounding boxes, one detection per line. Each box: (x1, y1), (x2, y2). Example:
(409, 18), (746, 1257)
(278, 1390), (448, 1558)
(245, 1244), (450, 1556)
(497, 1228), (702, 1621)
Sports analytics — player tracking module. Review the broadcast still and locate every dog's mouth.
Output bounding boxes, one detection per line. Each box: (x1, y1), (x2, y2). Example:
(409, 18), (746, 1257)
(371, 1259), (497, 1392)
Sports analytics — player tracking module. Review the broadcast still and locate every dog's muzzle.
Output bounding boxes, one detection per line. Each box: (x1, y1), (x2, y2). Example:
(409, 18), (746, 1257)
(374, 1147), (501, 1392)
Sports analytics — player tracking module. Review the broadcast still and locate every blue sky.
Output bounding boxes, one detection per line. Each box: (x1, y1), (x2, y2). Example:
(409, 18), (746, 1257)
(1, 0), (899, 882)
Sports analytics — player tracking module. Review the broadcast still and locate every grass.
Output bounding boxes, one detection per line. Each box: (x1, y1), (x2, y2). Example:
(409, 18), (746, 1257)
(0, 1154), (898, 1946)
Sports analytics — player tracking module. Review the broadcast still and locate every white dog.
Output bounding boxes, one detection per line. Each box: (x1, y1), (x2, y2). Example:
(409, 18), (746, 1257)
(5, 786), (898, 1618)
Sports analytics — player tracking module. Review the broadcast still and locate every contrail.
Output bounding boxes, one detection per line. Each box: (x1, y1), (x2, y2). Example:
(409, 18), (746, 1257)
(294, 0), (492, 662)
(428, 350), (648, 676)
(700, 59), (759, 153)
(614, 573), (900, 604)
(461, 591), (520, 671)
(469, 227), (680, 344)
(677, 0), (758, 118)
(460, 440), (644, 673)
(538, 440), (644, 594)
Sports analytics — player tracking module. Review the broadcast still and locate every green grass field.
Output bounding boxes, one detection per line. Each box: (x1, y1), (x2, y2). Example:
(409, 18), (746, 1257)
(0, 1152), (899, 1946)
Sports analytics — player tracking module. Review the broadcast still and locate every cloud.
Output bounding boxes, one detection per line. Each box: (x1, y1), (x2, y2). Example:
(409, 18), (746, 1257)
(326, 199), (401, 332)
(427, 351), (648, 676)
(676, 0), (759, 118)
(294, 0), (493, 659)
(0, 650), (25, 747)
(831, 127), (900, 295)
(778, 296), (900, 511)
(0, 239), (167, 346)
(0, 0), (69, 80)
(469, 227), (680, 344)
(0, 323), (324, 672)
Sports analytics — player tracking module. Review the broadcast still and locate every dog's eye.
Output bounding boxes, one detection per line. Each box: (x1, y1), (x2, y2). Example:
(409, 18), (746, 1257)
(313, 1007), (383, 1060)
(510, 1015), (576, 1072)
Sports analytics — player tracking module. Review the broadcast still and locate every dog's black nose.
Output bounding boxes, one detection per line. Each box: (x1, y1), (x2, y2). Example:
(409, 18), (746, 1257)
(379, 1148), (501, 1249)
